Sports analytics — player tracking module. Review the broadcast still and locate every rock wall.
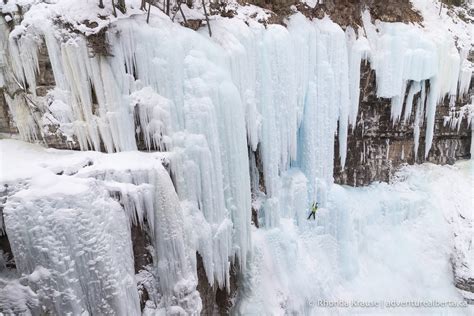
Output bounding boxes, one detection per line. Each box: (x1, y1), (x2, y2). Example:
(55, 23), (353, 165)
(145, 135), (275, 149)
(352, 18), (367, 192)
(317, 0), (423, 25)
(0, 91), (13, 135)
(334, 63), (472, 186)
(245, 0), (423, 27)
(196, 253), (239, 315)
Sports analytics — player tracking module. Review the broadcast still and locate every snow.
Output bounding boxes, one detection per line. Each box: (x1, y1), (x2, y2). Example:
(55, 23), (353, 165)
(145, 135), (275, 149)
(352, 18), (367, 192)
(0, 140), (197, 314)
(237, 160), (473, 315)
(1, 0), (36, 16)
(0, 277), (39, 314)
(0, 142), (141, 314)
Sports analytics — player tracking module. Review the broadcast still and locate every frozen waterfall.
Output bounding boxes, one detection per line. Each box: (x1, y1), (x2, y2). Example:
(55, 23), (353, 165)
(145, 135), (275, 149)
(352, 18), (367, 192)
(0, 0), (472, 314)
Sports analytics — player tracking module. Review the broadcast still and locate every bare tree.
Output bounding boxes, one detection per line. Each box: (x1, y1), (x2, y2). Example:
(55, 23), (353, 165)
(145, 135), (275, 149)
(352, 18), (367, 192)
(202, 0), (211, 37)
(172, 0), (188, 24)
(112, 0), (117, 16)
(147, 0), (152, 23)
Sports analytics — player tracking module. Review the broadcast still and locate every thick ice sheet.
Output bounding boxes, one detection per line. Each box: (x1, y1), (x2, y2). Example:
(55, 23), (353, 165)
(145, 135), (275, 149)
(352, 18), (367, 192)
(0, 140), (201, 314)
(237, 160), (473, 315)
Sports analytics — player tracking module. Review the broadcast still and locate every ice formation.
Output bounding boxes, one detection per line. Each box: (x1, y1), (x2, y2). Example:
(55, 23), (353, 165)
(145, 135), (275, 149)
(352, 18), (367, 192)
(5, 180), (141, 315)
(237, 160), (473, 315)
(2, 0), (470, 184)
(0, 0), (472, 314)
(0, 141), (203, 314)
(1, 141), (472, 314)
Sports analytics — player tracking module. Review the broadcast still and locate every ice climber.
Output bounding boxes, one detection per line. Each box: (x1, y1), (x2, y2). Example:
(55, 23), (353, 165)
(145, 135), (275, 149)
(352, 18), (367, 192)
(307, 202), (318, 220)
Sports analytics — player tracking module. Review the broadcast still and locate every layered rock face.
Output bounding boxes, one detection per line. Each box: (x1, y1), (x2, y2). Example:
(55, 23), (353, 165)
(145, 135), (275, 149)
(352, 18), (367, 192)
(334, 63), (472, 186)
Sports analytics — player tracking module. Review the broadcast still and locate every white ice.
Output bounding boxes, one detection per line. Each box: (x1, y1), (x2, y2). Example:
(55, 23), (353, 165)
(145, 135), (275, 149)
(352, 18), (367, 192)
(237, 160), (473, 315)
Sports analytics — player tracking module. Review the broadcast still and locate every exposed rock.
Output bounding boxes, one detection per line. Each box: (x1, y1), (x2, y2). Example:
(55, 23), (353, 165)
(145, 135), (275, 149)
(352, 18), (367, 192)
(0, 233), (14, 270)
(455, 277), (474, 304)
(249, 145), (265, 228)
(0, 90), (15, 136)
(334, 62), (471, 186)
(251, 205), (260, 228)
(242, 0), (423, 27)
(36, 43), (56, 96)
(131, 222), (153, 310)
(196, 252), (239, 315)
(0, 185), (15, 270)
(182, 19), (202, 31)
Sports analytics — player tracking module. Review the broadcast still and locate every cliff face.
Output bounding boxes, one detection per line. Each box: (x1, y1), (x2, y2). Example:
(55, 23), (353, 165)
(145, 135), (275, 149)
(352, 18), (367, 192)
(334, 63), (472, 186)
(0, 45), (471, 187)
(0, 0), (472, 314)
(244, 0), (423, 27)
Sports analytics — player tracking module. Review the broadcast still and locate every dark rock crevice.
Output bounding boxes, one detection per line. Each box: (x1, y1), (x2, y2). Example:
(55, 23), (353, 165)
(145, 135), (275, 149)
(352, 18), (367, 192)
(0, 185), (16, 271)
(454, 276), (474, 304)
(196, 252), (240, 315)
(131, 222), (154, 311)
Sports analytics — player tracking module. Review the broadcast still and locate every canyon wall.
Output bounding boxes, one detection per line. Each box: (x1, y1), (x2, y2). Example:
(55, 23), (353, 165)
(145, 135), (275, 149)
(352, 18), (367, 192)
(0, 0), (472, 314)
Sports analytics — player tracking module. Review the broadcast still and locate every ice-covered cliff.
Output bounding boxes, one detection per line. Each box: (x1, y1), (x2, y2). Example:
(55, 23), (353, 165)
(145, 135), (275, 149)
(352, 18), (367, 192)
(238, 158), (473, 314)
(0, 0), (472, 314)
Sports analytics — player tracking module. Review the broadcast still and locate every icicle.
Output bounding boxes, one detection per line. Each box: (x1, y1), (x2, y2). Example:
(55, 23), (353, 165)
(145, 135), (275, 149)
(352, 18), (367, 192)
(471, 117), (474, 159)
(131, 87), (172, 151)
(403, 81), (421, 123)
(257, 24), (298, 197)
(391, 80), (408, 124)
(4, 94), (39, 141)
(424, 77), (438, 158)
(346, 27), (369, 128)
(8, 32), (40, 96)
(214, 80), (252, 271)
(414, 81), (426, 160)
(458, 48), (472, 97)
